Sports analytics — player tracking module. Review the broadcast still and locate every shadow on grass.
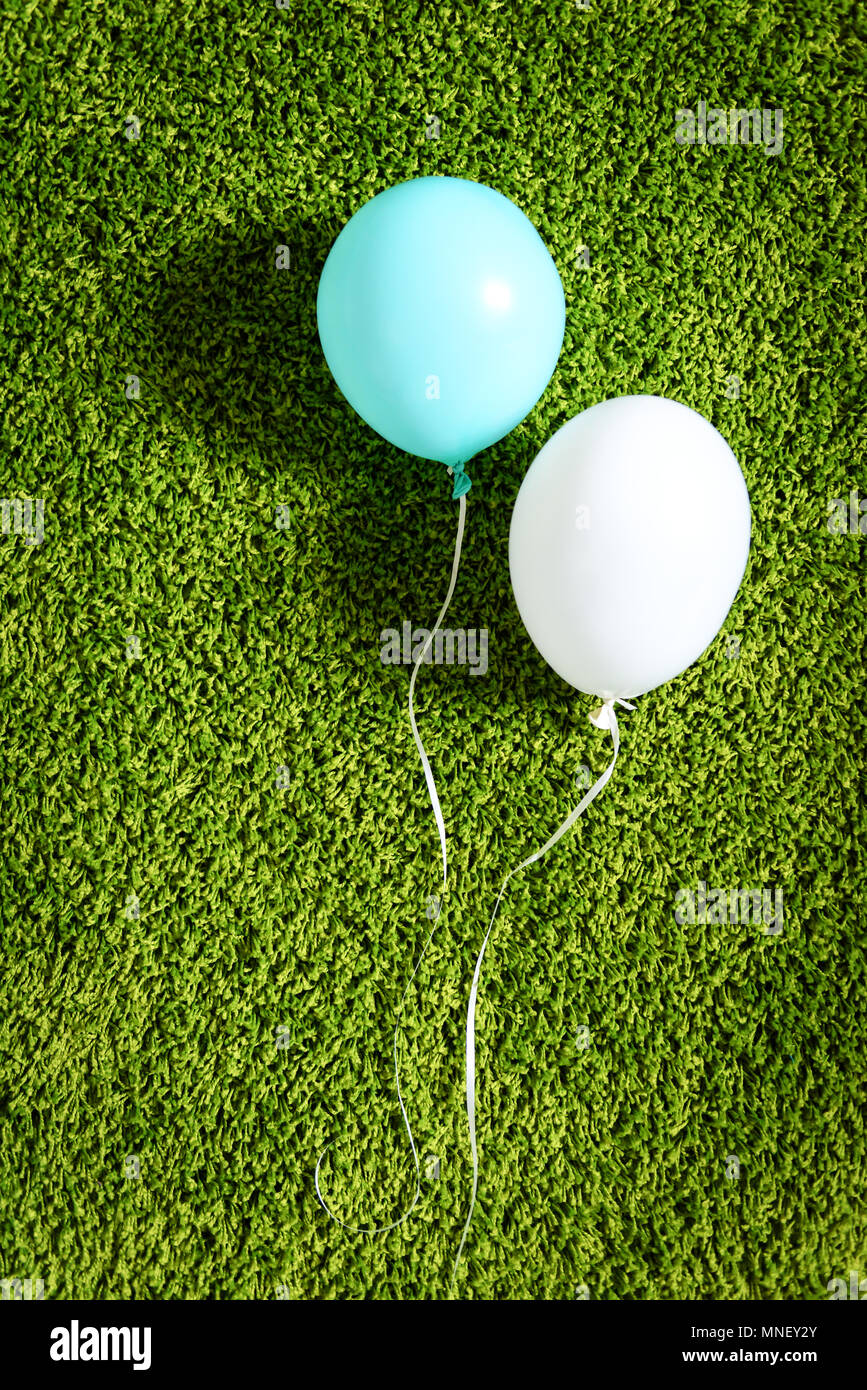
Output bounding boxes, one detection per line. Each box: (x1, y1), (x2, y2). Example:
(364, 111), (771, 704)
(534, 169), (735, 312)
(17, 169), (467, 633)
(127, 213), (562, 723)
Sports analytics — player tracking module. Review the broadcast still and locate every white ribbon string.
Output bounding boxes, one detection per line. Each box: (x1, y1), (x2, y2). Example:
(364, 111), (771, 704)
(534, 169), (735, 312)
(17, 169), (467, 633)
(408, 488), (467, 893)
(314, 489), (468, 1234)
(313, 915), (433, 1233)
(449, 695), (636, 1295)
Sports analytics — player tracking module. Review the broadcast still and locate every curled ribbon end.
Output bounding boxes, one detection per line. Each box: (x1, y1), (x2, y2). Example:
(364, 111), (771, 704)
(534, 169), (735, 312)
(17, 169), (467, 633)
(454, 685), (633, 1290)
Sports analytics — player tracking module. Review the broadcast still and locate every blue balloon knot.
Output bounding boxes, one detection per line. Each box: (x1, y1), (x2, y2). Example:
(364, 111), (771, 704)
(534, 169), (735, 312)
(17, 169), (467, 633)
(450, 462), (472, 499)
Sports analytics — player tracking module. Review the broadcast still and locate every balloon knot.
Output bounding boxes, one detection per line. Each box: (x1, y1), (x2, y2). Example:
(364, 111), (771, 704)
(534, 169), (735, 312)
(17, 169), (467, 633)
(448, 461), (472, 500)
(589, 697), (636, 729)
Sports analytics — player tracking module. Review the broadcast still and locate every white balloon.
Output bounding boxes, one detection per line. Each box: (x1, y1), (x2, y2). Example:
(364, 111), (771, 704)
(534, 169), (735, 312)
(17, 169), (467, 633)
(509, 396), (751, 700)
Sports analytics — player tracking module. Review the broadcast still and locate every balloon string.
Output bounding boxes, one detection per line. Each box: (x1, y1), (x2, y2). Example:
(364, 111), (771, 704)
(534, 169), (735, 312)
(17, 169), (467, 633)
(408, 485), (467, 892)
(314, 480), (468, 1234)
(449, 695), (635, 1296)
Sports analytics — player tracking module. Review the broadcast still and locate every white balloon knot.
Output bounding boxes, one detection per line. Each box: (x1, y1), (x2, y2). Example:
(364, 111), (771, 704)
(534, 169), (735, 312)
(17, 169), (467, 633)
(589, 702), (614, 729)
(589, 697), (635, 729)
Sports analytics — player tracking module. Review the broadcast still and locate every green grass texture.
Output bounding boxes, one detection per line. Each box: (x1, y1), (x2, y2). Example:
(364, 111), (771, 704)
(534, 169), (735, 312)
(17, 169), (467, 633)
(0, 0), (864, 1301)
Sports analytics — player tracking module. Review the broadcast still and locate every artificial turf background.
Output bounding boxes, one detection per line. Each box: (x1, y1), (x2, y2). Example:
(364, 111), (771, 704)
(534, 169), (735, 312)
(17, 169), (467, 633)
(0, 0), (864, 1302)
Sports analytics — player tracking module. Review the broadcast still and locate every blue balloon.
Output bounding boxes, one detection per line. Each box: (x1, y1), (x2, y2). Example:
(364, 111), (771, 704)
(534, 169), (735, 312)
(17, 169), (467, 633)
(316, 176), (565, 479)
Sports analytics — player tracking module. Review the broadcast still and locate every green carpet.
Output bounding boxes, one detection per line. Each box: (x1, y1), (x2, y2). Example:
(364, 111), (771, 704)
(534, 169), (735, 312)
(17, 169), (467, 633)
(0, 0), (864, 1302)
